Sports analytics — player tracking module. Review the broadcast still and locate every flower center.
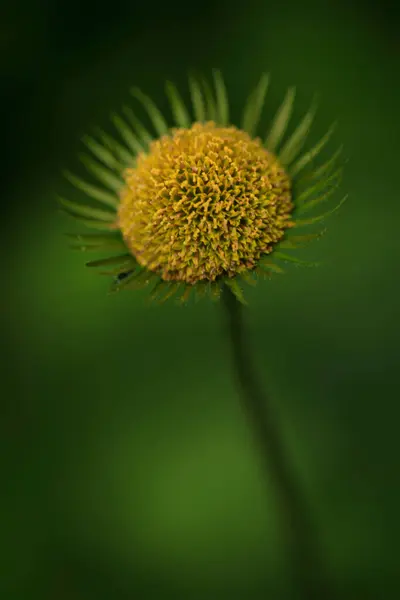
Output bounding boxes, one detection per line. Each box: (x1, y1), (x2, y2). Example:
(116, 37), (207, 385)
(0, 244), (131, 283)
(118, 122), (293, 284)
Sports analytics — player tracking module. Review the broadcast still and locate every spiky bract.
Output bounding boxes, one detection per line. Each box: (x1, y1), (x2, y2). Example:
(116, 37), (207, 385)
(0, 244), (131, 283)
(60, 70), (346, 303)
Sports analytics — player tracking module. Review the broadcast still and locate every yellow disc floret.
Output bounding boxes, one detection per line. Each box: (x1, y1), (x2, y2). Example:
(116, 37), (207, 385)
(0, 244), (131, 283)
(118, 122), (293, 284)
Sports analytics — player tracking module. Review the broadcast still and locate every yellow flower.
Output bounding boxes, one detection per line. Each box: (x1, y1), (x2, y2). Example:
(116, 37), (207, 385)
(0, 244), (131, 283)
(59, 71), (346, 303)
(119, 122), (293, 284)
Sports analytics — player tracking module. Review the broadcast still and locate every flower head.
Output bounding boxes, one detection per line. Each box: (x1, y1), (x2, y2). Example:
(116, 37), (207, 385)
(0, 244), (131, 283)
(60, 71), (346, 303)
(119, 122), (293, 284)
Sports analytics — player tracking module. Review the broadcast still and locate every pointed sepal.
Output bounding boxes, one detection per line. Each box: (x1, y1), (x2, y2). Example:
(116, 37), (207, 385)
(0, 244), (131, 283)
(239, 270), (258, 287)
(130, 87), (169, 137)
(111, 113), (144, 155)
(296, 167), (342, 206)
(149, 280), (179, 303)
(59, 212), (117, 231)
(165, 81), (191, 128)
(224, 278), (247, 305)
(279, 96), (318, 166)
(94, 127), (134, 166)
(278, 231), (326, 249)
(212, 69), (229, 126)
(290, 123), (337, 177)
(66, 233), (126, 252)
(265, 86), (296, 152)
(294, 195), (348, 227)
(188, 74), (206, 123)
(258, 258), (285, 274)
(122, 106), (153, 147)
(242, 73), (270, 138)
(82, 134), (123, 171)
(274, 252), (320, 267)
(297, 183), (342, 215)
(86, 254), (135, 269)
(57, 195), (116, 222)
(201, 77), (217, 122)
(79, 154), (123, 193)
(109, 267), (153, 293)
(63, 171), (119, 209)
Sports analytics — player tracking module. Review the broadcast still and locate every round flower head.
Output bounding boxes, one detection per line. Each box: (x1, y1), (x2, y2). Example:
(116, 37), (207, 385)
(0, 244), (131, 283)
(119, 123), (293, 284)
(60, 71), (346, 303)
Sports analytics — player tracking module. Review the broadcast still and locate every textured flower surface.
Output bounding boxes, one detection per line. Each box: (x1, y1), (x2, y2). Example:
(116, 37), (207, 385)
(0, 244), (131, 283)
(59, 71), (346, 303)
(119, 123), (293, 284)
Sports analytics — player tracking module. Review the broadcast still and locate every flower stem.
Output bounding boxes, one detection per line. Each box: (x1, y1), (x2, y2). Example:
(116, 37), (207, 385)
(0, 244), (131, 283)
(221, 285), (334, 600)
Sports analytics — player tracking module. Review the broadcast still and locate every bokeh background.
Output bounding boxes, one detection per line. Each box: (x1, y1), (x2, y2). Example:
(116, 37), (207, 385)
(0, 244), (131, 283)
(2, 0), (400, 598)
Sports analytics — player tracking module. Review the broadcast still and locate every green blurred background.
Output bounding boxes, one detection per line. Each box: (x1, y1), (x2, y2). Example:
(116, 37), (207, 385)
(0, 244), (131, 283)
(2, 0), (399, 598)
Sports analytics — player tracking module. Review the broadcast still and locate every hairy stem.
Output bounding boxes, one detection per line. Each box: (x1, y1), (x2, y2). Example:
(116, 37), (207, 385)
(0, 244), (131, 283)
(222, 285), (334, 600)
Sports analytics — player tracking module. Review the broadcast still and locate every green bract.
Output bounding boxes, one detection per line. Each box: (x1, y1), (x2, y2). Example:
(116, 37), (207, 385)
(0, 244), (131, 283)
(59, 70), (346, 304)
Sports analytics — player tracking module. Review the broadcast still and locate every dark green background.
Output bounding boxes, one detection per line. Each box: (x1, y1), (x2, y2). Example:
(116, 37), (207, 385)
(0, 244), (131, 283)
(2, 0), (399, 598)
